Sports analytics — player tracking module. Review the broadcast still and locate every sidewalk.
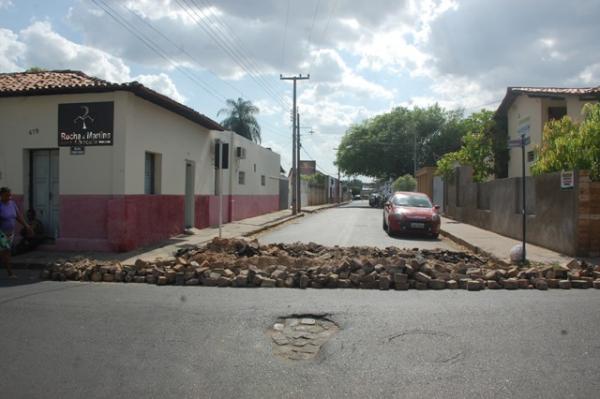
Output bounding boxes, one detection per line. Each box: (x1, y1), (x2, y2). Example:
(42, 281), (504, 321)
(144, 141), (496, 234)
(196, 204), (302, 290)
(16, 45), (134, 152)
(440, 216), (574, 266)
(12, 202), (345, 268)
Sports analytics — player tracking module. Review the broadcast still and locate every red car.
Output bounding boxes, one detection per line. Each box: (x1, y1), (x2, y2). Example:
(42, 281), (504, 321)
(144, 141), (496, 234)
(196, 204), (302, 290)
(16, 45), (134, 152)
(382, 192), (441, 238)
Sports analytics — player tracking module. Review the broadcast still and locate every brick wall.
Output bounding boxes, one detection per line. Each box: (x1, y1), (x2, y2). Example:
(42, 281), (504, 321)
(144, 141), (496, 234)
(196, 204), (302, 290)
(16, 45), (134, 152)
(577, 171), (600, 256)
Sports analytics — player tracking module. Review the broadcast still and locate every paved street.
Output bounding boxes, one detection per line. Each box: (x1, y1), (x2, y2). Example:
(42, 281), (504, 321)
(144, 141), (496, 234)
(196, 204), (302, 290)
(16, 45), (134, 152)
(1, 274), (599, 399)
(259, 200), (458, 250)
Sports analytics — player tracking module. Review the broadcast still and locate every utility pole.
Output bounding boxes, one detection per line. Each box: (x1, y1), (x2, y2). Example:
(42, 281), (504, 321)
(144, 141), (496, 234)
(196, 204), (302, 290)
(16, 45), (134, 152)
(413, 131), (417, 176)
(521, 132), (527, 264)
(217, 139), (224, 238)
(291, 110), (297, 214)
(337, 168), (341, 203)
(280, 74), (310, 215)
(296, 111), (301, 213)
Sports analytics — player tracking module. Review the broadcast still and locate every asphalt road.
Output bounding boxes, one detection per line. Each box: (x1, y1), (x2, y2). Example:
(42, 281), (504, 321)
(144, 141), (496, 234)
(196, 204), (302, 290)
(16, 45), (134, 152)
(1, 274), (599, 399)
(259, 200), (458, 250)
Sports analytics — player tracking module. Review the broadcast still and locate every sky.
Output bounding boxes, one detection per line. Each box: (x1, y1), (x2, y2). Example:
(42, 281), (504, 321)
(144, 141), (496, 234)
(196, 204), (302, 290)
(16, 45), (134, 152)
(1, 0), (600, 177)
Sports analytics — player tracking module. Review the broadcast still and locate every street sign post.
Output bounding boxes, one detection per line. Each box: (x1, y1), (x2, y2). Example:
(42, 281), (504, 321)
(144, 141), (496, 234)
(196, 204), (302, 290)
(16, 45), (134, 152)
(508, 134), (530, 263)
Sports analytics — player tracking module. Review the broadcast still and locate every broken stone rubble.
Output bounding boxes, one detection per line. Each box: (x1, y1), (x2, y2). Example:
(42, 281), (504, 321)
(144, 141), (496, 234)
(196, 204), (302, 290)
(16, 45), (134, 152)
(40, 237), (600, 292)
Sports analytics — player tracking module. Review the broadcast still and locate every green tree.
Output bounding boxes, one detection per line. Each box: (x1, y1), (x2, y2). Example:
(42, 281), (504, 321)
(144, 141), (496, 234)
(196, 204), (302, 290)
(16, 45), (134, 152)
(346, 179), (363, 195)
(25, 67), (46, 72)
(436, 110), (495, 182)
(531, 103), (600, 180)
(335, 105), (469, 178)
(392, 174), (417, 192)
(218, 98), (262, 143)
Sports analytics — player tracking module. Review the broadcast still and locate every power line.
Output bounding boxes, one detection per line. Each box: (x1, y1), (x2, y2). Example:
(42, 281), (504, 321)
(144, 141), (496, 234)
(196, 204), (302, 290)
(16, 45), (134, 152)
(90, 0), (290, 146)
(320, 0), (338, 44)
(118, 1), (243, 98)
(307, 0), (322, 44)
(301, 146), (336, 176)
(89, 0), (225, 105)
(281, 0), (290, 66)
(178, 0), (290, 109)
(196, 0), (291, 107)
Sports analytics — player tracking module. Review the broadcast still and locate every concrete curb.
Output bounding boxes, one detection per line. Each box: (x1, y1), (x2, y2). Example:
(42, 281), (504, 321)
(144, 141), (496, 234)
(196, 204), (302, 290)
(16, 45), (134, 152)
(301, 201), (350, 214)
(439, 228), (511, 268)
(241, 213), (304, 237)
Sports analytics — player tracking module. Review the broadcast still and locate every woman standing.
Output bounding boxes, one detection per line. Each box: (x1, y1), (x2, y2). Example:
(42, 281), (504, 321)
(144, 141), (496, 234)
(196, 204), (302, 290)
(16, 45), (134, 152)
(0, 187), (33, 278)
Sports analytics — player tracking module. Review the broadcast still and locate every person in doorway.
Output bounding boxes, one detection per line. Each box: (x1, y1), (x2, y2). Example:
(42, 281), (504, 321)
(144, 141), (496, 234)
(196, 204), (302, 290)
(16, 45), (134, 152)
(14, 209), (45, 255)
(0, 187), (33, 277)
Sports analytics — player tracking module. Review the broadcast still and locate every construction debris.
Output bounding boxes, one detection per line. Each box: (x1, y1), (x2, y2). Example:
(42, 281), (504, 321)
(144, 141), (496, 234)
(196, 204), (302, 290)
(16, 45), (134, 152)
(41, 237), (600, 291)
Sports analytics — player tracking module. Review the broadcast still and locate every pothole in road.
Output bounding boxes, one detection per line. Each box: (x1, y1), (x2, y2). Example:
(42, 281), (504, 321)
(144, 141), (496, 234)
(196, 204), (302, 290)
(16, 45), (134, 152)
(267, 314), (340, 361)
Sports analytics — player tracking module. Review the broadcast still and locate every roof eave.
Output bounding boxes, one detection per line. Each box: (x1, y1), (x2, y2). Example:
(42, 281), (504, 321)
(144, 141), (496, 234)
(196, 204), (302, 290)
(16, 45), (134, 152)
(0, 83), (224, 132)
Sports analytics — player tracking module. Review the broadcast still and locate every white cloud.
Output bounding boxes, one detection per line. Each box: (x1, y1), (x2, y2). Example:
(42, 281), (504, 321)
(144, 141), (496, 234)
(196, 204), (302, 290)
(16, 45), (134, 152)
(0, 21), (185, 104)
(134, 72), (185, 102)
(0, 0), (12, 9)
(253, 99), (283, 119)
(0, 28), (24, 71)
(578, 63), (600, 85)
(19, 21), (131, 82)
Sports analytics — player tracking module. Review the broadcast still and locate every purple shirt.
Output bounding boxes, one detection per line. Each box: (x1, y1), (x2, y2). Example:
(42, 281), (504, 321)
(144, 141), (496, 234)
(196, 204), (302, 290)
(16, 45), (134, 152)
(0, 200), (19, 234)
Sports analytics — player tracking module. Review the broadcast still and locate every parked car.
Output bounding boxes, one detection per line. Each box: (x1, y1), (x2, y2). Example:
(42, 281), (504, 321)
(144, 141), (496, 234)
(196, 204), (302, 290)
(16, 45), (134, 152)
(369, 193), (383, 208)
(382, 191), (440, 238)
(353, 194), (362, 201)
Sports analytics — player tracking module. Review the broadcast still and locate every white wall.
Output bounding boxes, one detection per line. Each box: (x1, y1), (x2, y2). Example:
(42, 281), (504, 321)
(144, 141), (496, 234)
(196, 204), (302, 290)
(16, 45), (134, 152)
(507, 95), (541, 178)
(215, 131), (280, 197)
(1, 91), (281, 200)
(0, 92), (127, 197)
(507, 94), (598, 178)
(123, 93), (214, 195)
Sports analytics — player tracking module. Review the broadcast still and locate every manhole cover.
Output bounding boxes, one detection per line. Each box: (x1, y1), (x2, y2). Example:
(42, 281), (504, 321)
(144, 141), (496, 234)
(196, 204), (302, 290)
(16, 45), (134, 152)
(267, 315), (339, 360)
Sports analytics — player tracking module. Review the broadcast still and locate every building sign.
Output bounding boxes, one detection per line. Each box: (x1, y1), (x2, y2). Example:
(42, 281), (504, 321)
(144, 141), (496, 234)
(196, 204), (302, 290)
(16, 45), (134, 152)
(560, 170), (575, 189)
(58, 102), (114, 146)
(70, 146), (85, 155)
(517, 116), (530, 137)
(299, 160), (316, 175)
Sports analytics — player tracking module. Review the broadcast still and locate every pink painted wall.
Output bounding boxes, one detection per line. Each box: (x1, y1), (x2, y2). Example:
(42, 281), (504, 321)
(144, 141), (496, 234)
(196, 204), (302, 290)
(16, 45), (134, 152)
(229, 195), (279, 221)
(51, 193), (279, 252)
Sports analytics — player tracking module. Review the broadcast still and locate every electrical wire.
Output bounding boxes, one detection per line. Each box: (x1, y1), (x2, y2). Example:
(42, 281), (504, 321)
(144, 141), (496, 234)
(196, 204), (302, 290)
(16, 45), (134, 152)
(281, 0), (290, 66)
(196, 0), (291, 107)
(307, 0), (321, 44)
(178, 0), (290, 110)
(89, 0), (225, 104)
(301, 146), (336, 176)
(320, 0), (338, 44)
(91, 0), (303, 154)
(118, 2), (242, 98)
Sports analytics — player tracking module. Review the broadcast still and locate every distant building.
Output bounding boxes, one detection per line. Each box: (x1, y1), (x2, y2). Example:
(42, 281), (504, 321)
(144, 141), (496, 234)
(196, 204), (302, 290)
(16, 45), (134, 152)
(495, 86), (599, 178)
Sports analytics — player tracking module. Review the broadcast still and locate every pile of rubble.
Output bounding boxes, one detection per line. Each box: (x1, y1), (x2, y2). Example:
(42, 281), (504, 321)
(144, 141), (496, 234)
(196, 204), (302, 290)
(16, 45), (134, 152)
(41, 237), (600, 291)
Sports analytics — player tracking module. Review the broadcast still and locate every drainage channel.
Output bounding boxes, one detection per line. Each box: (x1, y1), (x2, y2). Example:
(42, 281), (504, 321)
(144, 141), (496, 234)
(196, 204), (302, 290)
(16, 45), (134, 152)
(267, 314), (339, 361)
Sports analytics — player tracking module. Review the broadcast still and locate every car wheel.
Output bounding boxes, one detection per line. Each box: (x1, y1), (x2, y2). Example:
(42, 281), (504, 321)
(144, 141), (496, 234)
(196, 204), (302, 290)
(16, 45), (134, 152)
(382, 217), (387, 230)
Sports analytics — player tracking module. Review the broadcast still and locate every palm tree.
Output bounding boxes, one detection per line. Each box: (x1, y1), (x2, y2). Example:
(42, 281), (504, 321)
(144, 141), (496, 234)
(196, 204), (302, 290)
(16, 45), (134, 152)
(217, 98), (262, 143)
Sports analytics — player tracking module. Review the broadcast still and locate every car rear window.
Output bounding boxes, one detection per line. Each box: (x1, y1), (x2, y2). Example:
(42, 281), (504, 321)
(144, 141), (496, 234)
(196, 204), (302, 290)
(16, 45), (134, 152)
(392, 194), (432, 208)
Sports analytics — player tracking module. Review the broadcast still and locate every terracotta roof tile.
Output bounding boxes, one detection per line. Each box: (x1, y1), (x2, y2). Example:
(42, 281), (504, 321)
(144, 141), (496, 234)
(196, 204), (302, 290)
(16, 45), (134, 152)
(0, 70), (223, 131)
(509, 86), (597, 95)
(0, 70), (116, 93)
(495, 85), (600, 118)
